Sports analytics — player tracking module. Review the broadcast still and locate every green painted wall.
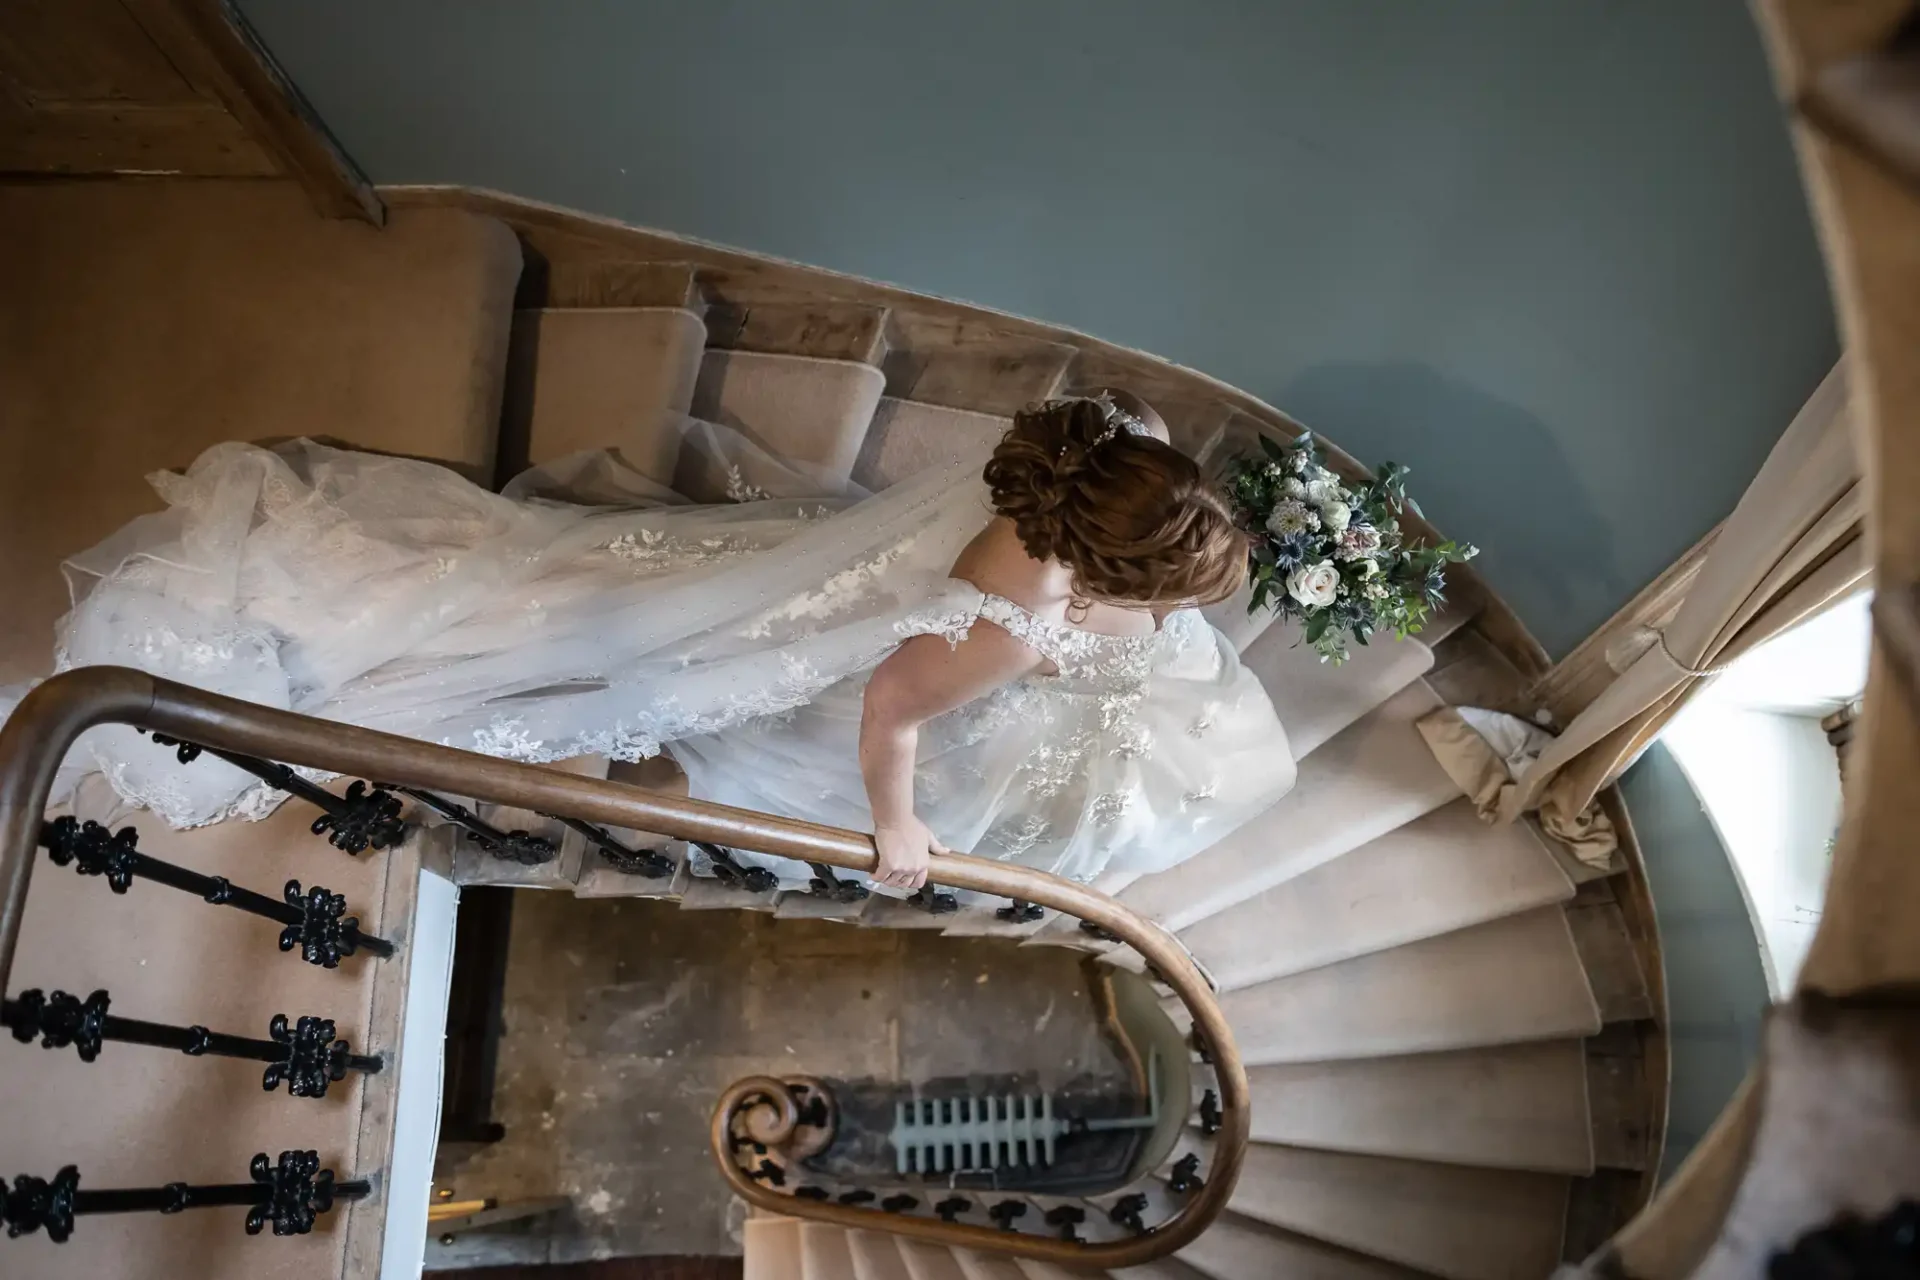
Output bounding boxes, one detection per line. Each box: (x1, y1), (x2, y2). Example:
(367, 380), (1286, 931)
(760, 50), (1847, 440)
(238, 0), (1799, 1180)
(240, 0), (1837, 658)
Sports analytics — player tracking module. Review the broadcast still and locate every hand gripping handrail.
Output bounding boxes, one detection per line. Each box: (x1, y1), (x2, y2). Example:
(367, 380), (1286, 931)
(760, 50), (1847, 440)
(0, 667), (1246, 1267)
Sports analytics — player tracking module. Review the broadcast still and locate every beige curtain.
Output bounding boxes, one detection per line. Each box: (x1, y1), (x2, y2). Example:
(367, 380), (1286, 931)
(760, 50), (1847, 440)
(1503, 361), (1867, 835)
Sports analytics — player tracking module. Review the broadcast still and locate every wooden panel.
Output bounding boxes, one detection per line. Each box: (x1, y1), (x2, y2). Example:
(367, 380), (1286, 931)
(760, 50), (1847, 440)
(0, 99), (278, 174)
(1584, 1022), (1654, 1171)
(534, 258), (702, 310)
(882, 319), (1076, 416)
(705, 298), (890, 364)
(1565, 895), (1654, 1024)
(1426, 628), (1536, 719)
(0, 0), (197, 102)
(120, 0), (380, 220)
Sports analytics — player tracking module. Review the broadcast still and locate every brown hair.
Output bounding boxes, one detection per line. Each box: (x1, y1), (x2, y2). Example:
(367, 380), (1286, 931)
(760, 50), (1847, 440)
(982, 396), (1246, 607)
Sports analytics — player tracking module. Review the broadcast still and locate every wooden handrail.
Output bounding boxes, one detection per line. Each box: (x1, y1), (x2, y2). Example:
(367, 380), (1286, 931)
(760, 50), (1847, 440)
(0, 666), (1246, 1267)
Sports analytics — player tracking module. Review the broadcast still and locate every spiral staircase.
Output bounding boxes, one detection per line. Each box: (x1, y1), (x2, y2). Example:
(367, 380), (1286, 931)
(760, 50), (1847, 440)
(0, 154), (1665, 1279)
(19, 3), (1920, 1278)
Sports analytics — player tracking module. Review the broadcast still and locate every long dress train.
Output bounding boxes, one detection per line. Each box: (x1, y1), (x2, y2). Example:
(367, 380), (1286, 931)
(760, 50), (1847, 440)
(17, 418), (1297, 888)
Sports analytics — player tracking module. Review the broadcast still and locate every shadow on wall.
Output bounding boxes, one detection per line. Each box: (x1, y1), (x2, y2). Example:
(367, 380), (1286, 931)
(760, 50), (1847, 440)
(1617, 744), (1770, 1179)
(1279, 363), (1627, 657)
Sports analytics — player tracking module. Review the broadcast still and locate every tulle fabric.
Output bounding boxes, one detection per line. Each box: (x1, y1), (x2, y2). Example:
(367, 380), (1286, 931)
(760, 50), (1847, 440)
(14, 416), (1296, 888)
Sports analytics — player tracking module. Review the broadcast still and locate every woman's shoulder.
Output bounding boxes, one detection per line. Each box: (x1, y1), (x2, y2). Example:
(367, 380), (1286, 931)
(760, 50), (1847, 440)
(947, 517), (1063, 616)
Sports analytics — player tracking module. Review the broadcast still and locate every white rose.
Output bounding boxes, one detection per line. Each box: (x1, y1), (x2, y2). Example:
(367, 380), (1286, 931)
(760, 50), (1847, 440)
(1280, 477), (1306, 499)
(1285, 560), (1341, 609)
(1319, 501), (1351, 532)
(1305, 477), (1343, 506)
(1357, 557), (1382, 579)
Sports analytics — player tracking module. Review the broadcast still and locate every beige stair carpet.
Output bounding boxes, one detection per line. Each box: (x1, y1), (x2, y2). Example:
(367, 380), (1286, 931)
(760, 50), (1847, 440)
(504, 306), (707, 484)
(852, 397), (1011, 490)
(746, 1216), (807, 1280)
(803, 1220), (863, 1278)
(1178, 798), (1576, 991)
(1221, 1144), (1569, 1280)
(1242, 1039), (1595, 1174)
(1111, 1260), (1215, 1280)
(1176, 1210), (1424, 1280)
(897, 1236), (972, 1280)
(1117, 682), (1460, 932)
(851, 1227), (917, 1280)
(1190, 906), (1602, 1065)
(953, 1246), (1030, 1280)
(0, 179), (521, 684)
(685, 349), (886, 497)
(1244, 624), (1436, 759)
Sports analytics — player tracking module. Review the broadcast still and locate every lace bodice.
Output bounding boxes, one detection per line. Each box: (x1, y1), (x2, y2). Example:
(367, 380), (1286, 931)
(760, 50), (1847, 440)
(972, 591), (1161, 690)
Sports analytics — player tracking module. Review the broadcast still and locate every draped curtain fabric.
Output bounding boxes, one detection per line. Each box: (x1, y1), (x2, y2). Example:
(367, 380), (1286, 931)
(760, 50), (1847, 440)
(1503, 361), (1865, 838)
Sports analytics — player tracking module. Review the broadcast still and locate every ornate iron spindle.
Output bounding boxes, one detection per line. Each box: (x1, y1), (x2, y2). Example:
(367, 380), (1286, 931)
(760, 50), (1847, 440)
(1189, 1028), (1214, 1065)
(1167, 1153), (1205, 1196)
(388, 787), (557, 865)
(988, 1199), (1028, 1231)
(1, 989), (380, 1098)
(806, 862), (870, 904)
(880, 1195), (918, 1215)
(1198, 1089), (1222, 1137)
(935, 1196), (971, 1223)
(1078, 919), (1121, 943)
(837, 1189), (875, 1206)
(691, 841), (778, 893)
(996, 899), (1045, 924)
(146, 734), (407, 854)
(0, 1152), (370, 1242)
(1108, 1193), (1149, 1235)
(1046, 1204), (1086, 1242)
(792, 1186), (830, 1202)
(908, 884), (958, 915)
(38, 818), (392, 967)
(555, 817), (675, 878)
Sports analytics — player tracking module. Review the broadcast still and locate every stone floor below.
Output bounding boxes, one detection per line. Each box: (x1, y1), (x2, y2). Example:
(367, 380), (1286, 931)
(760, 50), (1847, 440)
(427, 892), (1131, 1268)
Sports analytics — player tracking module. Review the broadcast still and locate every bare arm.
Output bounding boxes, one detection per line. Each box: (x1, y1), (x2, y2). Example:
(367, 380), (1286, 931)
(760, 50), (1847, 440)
(859, 621), (1042, 889)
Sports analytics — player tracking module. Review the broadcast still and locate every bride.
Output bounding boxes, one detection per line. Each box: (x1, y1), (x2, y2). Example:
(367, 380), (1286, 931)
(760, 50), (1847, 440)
(29, 391), (1297, 892)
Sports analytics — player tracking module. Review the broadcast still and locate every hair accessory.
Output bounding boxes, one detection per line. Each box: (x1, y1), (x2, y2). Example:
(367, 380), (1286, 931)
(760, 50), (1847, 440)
(1037, 393), (1154, 451)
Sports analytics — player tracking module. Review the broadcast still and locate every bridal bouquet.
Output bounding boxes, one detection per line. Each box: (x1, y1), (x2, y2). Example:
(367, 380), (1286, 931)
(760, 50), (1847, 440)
(1225, 434), (1476, 663)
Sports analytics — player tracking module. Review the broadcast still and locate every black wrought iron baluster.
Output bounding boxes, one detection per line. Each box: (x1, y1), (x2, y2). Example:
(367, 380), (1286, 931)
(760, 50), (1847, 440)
(806, 863), (869, 904)
(1108, 1193), (1149, 1235)
(934, 1196), (971, 1223)
(146, 734), (407, 854)
(0, 1152), (370, 1243)
(908, 885), (957, 915)
(1, 989), (381, 1099)
(792, 1186), (830, 1202)
(996, 899), (1045, 923)
(554, 817), (675, 878)
(1198, 1089), (1222, 1137)
(388, 787), (557, 865)
(1167, 1153), (1205, 1196)
(1045, 1205), (1085, 1242)
(1077, 919), (1121, 943)
(691, 842), (778, 893)
(38, 818), (391, 967)
(880, 1195), (918, 1215)
(748, 1161), (785, 1187)
(988, 1199), (1027, 1231)
(837, 1189), (875, 1206)
(1189, 1028), (1214, 1065)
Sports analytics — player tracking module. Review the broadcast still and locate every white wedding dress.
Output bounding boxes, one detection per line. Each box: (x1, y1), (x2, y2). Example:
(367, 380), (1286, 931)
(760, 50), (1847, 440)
(18, 419), (1296, 889)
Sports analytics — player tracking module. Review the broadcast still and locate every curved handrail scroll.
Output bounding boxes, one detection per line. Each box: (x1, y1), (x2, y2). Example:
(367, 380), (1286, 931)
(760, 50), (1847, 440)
(0, 666), (1246, 1268)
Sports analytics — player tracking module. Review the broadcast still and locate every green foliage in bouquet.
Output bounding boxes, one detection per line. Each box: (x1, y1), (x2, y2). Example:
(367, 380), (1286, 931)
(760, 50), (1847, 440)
(1226, 433), (1477, 663)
